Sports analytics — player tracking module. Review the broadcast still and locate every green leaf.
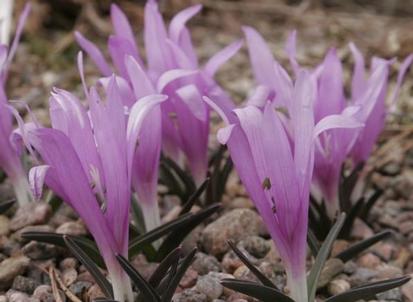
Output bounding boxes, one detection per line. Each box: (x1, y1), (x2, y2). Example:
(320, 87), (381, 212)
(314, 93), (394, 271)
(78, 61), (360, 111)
(64, 236), (113, 299)
(325, 276), (411, 302)
(0, 199), (15, 214)
(148, 247), (181, 288)
(221, 279), (295, 302)
(155, 204), (220, 261)
(336, 230), (393, 263)
(116, 255), (160, 302)
(161, 248), (197, 302)
(339, 197), (364, 239)
(179, 178), (210, 215)
(22, 231), (105, 267)
(307, 229), (320, 258)
(307, 213), (346, 302)
(339, 162), (364, 210)
(359, 188), (383, 220)
(128, 213), (192, 256)
(227, 240), (277, 289)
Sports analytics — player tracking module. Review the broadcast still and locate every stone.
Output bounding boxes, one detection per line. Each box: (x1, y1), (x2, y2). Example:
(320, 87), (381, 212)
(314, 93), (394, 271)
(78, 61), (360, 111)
(0, 215), (10, 236)
(56, 221), (87, 236)
(14, 225), (54, 243)
(357, 253), (382, 269)
(192, 252), (221, 275)
(179, 268), (198, 288)
(22, 241), (56, 260)
(0, 256), (30, 290)
(237, 236), (270, 258)
(402, 277), (413, 301)
(196, 272), (234, 300)
(10, 203), (51, 231)
(201, 209), (266, 256)
(59, 258), (78, 270)
(62, 268), (78, 286)
(68, 281), (92, 299)
(173, 288), (208, 302)
(12, 276), (38, 294)
(222, 251), (244, 273)
(349, 268), (378, 286)
(6, 290), (31, 302)
(87, 284), (105, 300)
(328, 278), (350, 295)
(351, 218), (374, 239)
(32, 285), (54, 302)
(317, 258), (344, 288)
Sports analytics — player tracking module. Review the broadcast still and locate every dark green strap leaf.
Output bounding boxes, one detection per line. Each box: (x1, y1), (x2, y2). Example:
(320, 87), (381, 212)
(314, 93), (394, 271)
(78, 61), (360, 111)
(64, 236), (113, 299)
(227, 240), (278, 289)
(161, 248), (197, 302)
(325, 276), (411, 302)
(308, 213), (346, 302)
(23, 231), (104, 267)
(336, 230), (393, 263)
(179, 178), (210, 215)
(155, 204), (220, 261)
(116, 255), (160, 302)
(307, 229), (320, 257)
(221, 279), (295, 302)
(149, 247), (181, 288)
(128, 213), (192, 256)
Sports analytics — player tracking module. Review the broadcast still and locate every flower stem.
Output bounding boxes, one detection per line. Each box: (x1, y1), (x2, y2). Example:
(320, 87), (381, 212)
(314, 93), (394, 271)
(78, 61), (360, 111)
(140, 200), (161, 233)
(286, 267), (308, 302)
(12, 174), (31, 205)
(107, 261), (134, 302)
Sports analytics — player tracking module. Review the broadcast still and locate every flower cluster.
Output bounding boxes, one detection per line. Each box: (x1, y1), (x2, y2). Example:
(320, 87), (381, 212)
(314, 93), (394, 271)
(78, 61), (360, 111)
(0, 1), (411, 302)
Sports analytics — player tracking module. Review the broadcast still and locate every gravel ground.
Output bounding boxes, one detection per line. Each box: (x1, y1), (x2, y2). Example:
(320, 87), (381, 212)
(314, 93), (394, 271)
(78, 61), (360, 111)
(1, 0), (413, 301)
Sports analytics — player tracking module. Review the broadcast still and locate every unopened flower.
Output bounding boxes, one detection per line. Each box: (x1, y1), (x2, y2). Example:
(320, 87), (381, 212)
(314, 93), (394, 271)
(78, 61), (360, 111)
(206, 68), (362, 302)
(28, 75), (166, 302)
(244, 26), (412, 216)
(0, 4), (32, 205)
(76, 0), (241, 186)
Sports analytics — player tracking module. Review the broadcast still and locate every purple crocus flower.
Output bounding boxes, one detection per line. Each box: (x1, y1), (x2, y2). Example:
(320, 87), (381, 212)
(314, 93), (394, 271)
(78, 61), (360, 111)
(206, 70), (362, 302)
(244, 26), (412, 216)
(0, 4), (32, 205)
(76, 0), (241, 186)
(28, 75), (166, 302)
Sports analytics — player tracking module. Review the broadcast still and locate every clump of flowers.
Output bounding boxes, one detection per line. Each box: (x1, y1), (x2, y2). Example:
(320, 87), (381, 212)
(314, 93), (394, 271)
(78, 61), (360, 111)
(244, 27), (412, 218)
(27, 73), (166, 302)
(0, 4), (32, 205)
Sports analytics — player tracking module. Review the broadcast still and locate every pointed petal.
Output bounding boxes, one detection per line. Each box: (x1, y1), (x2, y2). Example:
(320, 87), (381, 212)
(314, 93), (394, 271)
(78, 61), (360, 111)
(125, 55), (155, 99)
(75, 31), (112, 76)
(204, 40), (243, 77)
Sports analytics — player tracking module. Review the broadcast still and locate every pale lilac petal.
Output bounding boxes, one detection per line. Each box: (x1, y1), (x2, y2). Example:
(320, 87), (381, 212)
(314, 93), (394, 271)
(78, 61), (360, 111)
(144, 0), (174, 76)
(204, 40), (242, 77)
(75, 31), (112, 76)
(29, 165), (50, 200)
(285, 30), (300, 75)
(110, 4), (140, 60)
(108, 35), (138, 78)
(243, 26), (277, 88)
(157, 69), (198, 92)
(125, 55), (155, 99)
(216, 124), (235, 144)
(315, 49), (345, 121)
(246, 85), (271, 108)
(389, 54), (413, 104)
(175, 84), (207, 121)
(349, 42), (366, 100)
(203, 96), (231, 125)
(98, 75), (135, 108)
(166, 39), (195, 69)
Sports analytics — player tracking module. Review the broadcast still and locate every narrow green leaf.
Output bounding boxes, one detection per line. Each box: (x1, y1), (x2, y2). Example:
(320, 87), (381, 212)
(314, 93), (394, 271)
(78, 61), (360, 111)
(307, 229), (320, 258)
(22, 231), (105, 267)
(307, 213), (346, 302)
(336, 230), (393, 263)
(359, 189), (383, 220)
(116, 255), (160, 302)
(161, 248), (197, 302)
(227, 240), (277, 289)
(128, 213), (192, 256)
(64, 236), (113, 299)
(149, 247), (181, 288)
(179, 178), (210, 215)
(221, 279), (295, 302)
(155, 204), (220, 260)
(325, 276), (410, 302)
(339, 197), (364, 239)
(339, 162), (364, 210)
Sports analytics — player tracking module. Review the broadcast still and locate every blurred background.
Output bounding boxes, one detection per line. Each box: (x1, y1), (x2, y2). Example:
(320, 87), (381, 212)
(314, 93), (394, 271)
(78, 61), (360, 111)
(8, 0), (413, 124)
